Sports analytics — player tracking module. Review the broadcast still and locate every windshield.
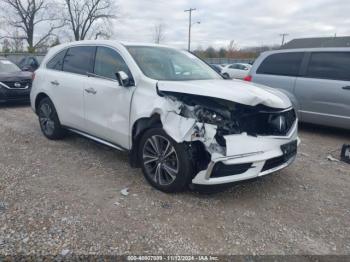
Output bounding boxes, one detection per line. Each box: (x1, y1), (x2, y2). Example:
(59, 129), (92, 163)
(0, 60), (20, 73)
(126, 46), (221, 81)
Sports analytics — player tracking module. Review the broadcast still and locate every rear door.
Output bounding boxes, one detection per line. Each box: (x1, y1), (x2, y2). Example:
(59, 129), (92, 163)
(45, 46), (95, 130)
(295, 51), (350, 128)
(252, 52), (304, 105)
(83, 46), (135, 149)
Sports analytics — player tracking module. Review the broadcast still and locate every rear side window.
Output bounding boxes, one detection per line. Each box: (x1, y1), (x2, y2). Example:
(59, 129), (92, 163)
(257, 52), (304, 76)
(47, 50), (67, 71)
(306, 52), (350, 81)
(63, 46), (95, 75)
(94, 47), (131, 80)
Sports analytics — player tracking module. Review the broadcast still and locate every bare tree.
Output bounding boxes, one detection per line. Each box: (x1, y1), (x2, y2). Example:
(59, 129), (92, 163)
(153, 23), (165, 44)
(2, 0), (63, 52)
(64, 0), (117, 41)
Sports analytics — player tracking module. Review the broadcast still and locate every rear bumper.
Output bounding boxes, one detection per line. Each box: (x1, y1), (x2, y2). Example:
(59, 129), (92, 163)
(192, 122), (299, 185)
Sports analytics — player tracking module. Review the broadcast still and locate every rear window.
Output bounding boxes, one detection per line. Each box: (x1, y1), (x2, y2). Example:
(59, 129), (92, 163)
(47, 50), (67, 71)
(62, 46), (95, 75)
(257, 52), (304, 76)
(306, 52), (350, 81)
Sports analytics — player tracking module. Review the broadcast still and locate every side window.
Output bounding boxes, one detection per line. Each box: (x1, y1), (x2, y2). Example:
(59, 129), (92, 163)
(229, 64), (238, 69)
(47, 50), (67, 71)
(94, 47), (132, 80)
(257, 52), (304, 76)
(63, 46), (95, 75)
(306, 52), (350, 81)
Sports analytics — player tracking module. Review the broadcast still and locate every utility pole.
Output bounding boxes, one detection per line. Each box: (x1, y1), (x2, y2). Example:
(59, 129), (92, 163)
(280, 33), (289, 46)
(184, 8), (196, 51)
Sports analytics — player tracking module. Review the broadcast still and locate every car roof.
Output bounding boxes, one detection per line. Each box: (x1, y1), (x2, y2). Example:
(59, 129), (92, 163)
(50, 40), (180, 51)
(261, 47), (350, 56)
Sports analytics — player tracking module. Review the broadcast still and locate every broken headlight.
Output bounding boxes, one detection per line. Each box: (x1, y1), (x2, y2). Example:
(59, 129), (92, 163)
(194, 107), (225, 125)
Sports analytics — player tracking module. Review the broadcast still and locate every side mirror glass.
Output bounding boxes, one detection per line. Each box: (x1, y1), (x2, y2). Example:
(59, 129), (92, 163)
(116, 71), (130, 87)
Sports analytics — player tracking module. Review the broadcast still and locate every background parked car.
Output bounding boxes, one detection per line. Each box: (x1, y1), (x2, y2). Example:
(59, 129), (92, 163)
(221, 63), (252, 79)
(209, 64), (223, 74)
(247, 48), (350, 129)
(18, 56), (40, 72)
(0, 57), (32, 103)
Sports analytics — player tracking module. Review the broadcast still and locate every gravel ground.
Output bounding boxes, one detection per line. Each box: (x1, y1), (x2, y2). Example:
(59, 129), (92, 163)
(0, 104), (349, 256)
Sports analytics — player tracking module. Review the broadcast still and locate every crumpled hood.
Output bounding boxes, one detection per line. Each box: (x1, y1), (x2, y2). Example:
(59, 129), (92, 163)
(0, 71), (32, 82)
(157, 79), (291, 109)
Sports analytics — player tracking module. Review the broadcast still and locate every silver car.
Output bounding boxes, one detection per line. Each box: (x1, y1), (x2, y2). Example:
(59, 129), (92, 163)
(247, 48), (350, 129)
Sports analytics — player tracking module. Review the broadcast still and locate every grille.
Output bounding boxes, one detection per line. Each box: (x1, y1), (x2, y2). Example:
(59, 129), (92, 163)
(211, 162), (252, 178)
(1, 80), (31, 89)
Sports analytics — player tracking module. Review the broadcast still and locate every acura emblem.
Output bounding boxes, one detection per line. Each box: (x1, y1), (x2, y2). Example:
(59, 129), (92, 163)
(14, 82), (21, 88)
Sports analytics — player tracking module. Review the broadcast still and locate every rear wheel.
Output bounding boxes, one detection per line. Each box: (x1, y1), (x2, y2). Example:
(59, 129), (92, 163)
(38, 97), (66, 139)
(139, 128), (193, 193)
(223, 73), (230, 79)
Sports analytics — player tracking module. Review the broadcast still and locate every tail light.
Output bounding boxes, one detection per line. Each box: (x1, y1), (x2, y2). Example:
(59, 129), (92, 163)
(31, 72), (35, 81)
(244, 75), (252, 82)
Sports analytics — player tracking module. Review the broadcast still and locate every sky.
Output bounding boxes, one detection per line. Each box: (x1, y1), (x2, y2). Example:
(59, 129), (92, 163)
(111, 0), (350, 49)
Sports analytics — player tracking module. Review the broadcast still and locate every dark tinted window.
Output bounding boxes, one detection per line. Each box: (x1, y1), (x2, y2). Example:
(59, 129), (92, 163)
(257, 52), (304, 76)
(94, 47), (131, 80)
(47, 50), (67, 71)
(63, 46), (95, 75)
(306, 52), (350, 81)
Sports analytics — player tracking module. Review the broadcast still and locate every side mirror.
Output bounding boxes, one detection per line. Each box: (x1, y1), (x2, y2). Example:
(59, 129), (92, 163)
(116, 71), (130, 87)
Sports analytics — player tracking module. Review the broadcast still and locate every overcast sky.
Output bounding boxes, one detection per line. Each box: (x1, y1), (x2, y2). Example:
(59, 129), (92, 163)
(111, 0), (350, 49)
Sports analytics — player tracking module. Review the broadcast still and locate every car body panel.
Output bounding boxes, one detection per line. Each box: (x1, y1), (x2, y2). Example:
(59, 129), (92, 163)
(157, 79), (292, 109)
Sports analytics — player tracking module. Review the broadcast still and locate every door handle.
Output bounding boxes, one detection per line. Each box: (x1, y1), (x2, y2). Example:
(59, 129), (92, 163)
(84, 87), (97, 94)
(50, 80), (59, 86)
(342, 86), (350, 90)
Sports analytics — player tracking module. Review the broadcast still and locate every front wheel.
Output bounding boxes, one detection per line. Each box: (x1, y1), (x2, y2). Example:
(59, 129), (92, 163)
(139, 128), (193, 193)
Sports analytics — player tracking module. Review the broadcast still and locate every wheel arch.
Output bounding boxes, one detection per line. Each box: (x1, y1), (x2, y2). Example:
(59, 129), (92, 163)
(34, 92), (50, 114)
(128, 113), (162, 168)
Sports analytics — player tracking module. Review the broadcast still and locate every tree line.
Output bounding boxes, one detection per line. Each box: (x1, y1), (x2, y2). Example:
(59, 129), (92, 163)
(0, 0), (116, 53)
(193, 40), (279, 59)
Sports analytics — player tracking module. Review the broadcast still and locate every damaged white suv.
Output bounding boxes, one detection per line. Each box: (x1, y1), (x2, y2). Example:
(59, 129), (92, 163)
(31, 40), (298, 192)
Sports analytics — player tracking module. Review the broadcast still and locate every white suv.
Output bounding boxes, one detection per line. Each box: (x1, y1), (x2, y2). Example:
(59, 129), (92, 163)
(30, 40), (298, 193)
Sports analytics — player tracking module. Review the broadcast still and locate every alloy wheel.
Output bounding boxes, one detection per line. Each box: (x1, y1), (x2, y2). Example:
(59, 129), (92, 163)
(39, 103), (55, 136)
(142, 135), (179, 186)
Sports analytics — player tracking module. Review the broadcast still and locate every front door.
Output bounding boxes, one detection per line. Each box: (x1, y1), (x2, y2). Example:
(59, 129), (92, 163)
(83, 46), (135, 149)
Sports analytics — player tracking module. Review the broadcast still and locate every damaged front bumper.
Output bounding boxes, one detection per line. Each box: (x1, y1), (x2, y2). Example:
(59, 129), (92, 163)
(192, 122), (299, 185)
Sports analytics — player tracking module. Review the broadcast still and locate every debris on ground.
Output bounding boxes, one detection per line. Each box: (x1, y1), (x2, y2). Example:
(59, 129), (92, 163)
(61, 249), (70, 256)
(120, 188), (129, 196)
(327, 155), (340, 162)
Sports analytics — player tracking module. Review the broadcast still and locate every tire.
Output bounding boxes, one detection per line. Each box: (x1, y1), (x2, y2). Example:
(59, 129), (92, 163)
(223, 73), (230, 79)
(139, 128), (193, 193)
(37, 97), (66, 140)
